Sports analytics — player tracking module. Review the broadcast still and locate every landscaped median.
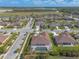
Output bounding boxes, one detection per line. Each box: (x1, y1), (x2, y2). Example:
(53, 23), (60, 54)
(0, 32), (19, 54)
(19, 33), (32, 59)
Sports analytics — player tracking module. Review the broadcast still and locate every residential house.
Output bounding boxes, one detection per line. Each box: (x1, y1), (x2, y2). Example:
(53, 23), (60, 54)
(0, 33), (9, 44)
(55, 31), (77, 46)
(31, 32), (52, 53)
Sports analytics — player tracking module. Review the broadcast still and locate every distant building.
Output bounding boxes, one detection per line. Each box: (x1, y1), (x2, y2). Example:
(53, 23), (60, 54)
(31, 32), (52, 53)
(55, 31), (77, 46)
(2, 16), (10, 21)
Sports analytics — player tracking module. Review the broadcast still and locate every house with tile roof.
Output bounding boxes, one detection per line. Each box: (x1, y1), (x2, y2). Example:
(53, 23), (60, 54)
(0, 33), (9, 45)
(55, 31), (77, 46)
(31, 32), (52, 53)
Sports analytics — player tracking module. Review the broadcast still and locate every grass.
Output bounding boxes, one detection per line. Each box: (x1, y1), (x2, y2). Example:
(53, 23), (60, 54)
(72, 27), (79, 30)
(59, 26), (65, 29)
(0, 32), (18, 54)
(23, 34), (32, 55)
(0, 11), (63, 16)
(48, 56), (62, 59)
(50, 27), (56, 30)
(48, 55), (79, 59)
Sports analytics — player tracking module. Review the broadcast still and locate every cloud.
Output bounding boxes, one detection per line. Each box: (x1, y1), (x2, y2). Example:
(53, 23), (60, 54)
(55, 0), (64, 2)
(0, 0), (78, 7)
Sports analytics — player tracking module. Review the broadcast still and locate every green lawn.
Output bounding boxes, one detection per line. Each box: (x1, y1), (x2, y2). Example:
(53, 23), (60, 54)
(48, 55), (79, 59)
(0, 11), (63, 16)
(48, 56), (63, 59)
(59, 26), (65, 29)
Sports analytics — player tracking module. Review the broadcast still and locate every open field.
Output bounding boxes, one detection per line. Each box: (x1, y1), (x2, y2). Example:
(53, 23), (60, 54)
(0, 11), (62, 16)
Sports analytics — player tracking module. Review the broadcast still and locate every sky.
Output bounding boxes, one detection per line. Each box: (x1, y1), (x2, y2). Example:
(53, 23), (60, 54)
(0, 0), (79, 7)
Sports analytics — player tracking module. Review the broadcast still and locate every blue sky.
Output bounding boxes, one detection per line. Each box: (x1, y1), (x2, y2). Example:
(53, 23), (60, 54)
(0, 0), (79, 7)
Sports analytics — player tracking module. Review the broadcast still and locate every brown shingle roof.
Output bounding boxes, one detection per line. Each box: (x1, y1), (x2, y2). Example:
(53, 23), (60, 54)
(31, 32), (50, 45)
